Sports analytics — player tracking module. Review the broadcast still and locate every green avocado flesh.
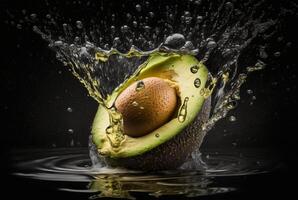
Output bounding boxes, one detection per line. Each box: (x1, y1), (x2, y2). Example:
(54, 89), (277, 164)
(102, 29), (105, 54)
(91, 54), (208, 158)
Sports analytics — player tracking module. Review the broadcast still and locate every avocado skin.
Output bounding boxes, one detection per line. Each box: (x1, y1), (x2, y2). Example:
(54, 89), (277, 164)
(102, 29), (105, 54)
(98, 97), (211, 171)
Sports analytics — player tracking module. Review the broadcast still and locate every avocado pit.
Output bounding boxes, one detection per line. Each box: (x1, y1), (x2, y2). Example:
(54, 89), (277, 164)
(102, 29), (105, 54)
(115, 77), (177, 137)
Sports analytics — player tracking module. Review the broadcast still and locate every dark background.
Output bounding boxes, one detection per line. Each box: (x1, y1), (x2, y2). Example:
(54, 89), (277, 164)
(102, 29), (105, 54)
(1, 0), (298, 199)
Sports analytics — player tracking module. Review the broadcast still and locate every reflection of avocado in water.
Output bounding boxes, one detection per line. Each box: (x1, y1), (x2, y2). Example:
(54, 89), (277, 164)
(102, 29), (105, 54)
(91, 53), (211, 170)
(89, 173), (213, 199)
(89, 175), (133, 199)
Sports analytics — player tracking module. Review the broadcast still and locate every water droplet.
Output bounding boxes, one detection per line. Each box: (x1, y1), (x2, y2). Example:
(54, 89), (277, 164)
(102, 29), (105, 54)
(32, 25), (40, 33)
(135, 4), (142, 12)
(113, 37), (120, 46)
(252, 96), (256, 100)
(247, 89), (253, 95)
(149, 12), (154, 18)
(74, 36), (80, 43)
(232, 142), (237, 146)
(133, 21), (138, 27)
(140, 106), (144, 110)
(132, 101), (139, 106)
(30, 13), (37, 20)
(178, 97), (189, 123)
(206, 154), (210, 159)
(222, 48), (232, 57)
(207, 40), (217, 49)
(196, 15), (203, 23)
(274, 51), (281, 57)
(225, 2), (234, 9)
(190, 65), (199, 73)
(144, 26), (151, 32)
(184, 16), (192, 24)
(68, 129), (74, 134)
(194, 78), (201, 88)
(229, 116), (237, 122)
(135, 81), (145, 91)
(155, 133), (160, 138)
(67, 107), (73, 112)
(54, 40), (63, 47)
(16, 24), (22, 29)
(46, 14), (51, 19)
(183, 41), (195, 50)
(106, 126), (113, 134)
(62, 23), (68, 29)
(121, 25), (129, 33)
(126, 13), (132, 20)
(194, 0), (201, 5)
(184, 11), (191, 17)
(76, 21), (83, 29)
(259, 46), (268, 59)
(164, 33), (186, 49)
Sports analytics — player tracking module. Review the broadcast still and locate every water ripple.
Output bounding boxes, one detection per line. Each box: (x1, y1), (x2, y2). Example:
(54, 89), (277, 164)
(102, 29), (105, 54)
(12, 148), (281, 199)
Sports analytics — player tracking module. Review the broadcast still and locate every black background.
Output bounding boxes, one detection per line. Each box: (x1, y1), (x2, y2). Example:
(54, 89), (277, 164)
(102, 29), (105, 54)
(1, 0), (298, 199)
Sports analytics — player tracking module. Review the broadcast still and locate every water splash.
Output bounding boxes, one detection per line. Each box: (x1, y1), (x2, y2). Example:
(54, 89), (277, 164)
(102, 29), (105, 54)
(202, 60), (266, 132)
(6, 0), (294, 167)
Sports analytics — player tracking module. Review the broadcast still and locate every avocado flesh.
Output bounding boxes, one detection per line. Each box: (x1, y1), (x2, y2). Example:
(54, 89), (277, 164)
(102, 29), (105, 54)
(97, 97), (211, 170)
(91, 54), (209, 161)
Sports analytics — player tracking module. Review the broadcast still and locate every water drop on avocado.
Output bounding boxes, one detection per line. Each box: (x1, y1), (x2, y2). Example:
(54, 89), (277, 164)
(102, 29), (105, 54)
(132, 101), (139, 106)
(178, 97), (189, 123)
(194, 78), (201, 88)
(135, 81), (145, 91)
(190, 65), (199, 73)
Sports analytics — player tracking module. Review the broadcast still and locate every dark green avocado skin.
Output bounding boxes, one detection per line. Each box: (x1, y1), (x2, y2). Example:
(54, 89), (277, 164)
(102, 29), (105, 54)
(90, 97), (211, 171)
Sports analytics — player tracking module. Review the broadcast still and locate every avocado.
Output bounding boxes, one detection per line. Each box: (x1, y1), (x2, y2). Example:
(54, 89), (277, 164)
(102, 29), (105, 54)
(91, 53), (211, 170)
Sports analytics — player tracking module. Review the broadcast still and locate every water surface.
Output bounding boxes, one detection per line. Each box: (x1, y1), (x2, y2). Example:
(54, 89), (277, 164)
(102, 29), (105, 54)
(12, 147), (281, 199)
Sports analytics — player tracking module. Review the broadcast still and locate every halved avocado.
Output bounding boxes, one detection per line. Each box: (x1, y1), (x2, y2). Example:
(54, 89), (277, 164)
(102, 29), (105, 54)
(91, 54), (211, 170)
